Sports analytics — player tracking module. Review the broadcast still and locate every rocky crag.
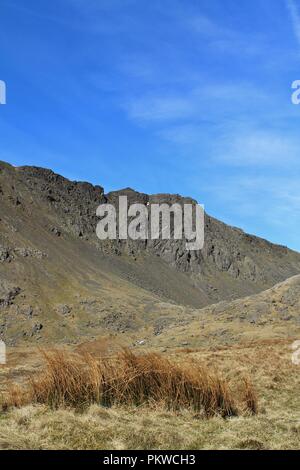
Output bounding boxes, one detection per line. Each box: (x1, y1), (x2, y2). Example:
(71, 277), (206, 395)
(1, 160), (300, 345)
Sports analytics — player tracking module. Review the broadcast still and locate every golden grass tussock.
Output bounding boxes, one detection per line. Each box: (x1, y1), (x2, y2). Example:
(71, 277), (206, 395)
(2, 349), (257, 418)
(240, 377), (258, 415)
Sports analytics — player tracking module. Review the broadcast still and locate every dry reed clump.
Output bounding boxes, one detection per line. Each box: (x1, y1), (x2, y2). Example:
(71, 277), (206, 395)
(3, 350), (257, 418)
(241, 377), (258, 415)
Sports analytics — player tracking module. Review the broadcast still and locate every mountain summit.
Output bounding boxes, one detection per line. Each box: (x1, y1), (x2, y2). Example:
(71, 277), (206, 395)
(1, 161), (300, 345)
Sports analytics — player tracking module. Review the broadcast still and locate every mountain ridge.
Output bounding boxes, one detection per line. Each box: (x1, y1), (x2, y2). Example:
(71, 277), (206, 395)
(1, 160), (300, 345)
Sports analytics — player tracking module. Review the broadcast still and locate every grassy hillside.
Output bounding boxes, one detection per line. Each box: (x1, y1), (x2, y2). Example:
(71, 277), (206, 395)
(0, 338), (299, 450)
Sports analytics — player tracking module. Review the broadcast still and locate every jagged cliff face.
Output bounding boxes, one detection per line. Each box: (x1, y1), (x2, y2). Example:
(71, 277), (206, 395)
(1, 160), (300, 345)
(15, 162), (300, 286)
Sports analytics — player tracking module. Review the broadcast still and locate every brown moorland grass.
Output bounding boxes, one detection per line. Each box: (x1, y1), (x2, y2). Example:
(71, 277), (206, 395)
(2, 349), (257, 418)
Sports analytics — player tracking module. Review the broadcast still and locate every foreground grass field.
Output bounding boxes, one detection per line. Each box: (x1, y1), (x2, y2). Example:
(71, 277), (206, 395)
(0, 403), (299, 450)
(0, 338), (299, 450)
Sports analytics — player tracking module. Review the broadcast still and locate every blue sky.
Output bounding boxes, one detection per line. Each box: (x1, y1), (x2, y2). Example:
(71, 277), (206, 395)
(1, 0), (300, 250)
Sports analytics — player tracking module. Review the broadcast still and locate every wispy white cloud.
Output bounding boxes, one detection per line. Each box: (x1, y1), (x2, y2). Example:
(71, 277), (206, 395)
(286, 0), (300, 46)
(213, 127), (300, 167)
(187, 14), (224, 37)
(124, 83), (269, 124)
(202, 173), (300, 232)
(185, 11), (267, 57)
(124, 95), (197, 122)
(158, 124), (206, 145)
